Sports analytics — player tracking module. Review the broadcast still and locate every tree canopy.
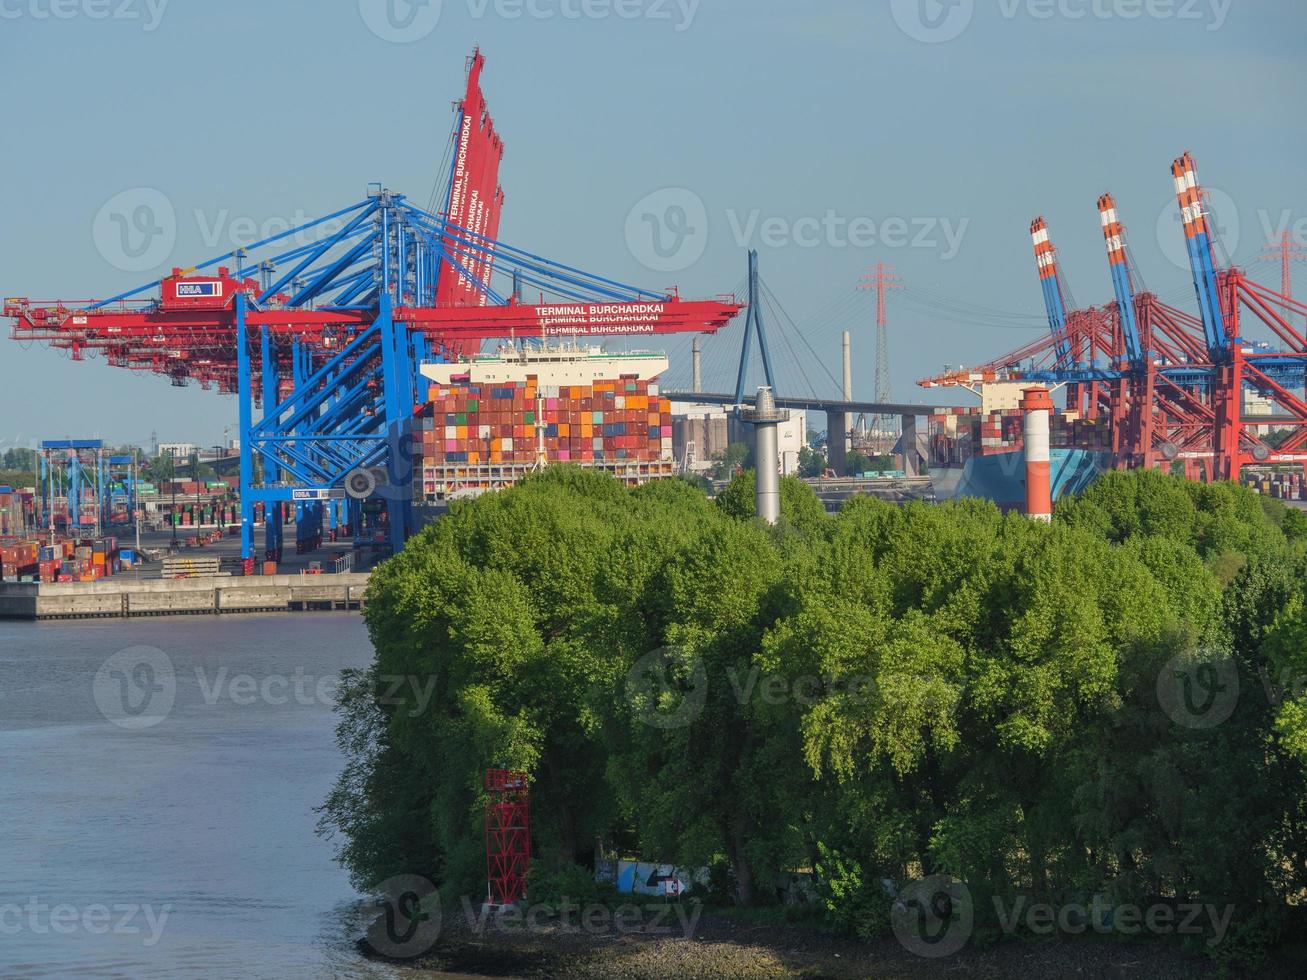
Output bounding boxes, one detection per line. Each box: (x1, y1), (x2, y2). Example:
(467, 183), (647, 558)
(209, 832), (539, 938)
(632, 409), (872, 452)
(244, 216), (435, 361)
(321, 465), (1307, 967)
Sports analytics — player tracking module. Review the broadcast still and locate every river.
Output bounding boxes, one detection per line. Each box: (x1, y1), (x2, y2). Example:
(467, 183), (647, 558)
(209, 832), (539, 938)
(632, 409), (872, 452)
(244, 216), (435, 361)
(0, 613), (437, 979)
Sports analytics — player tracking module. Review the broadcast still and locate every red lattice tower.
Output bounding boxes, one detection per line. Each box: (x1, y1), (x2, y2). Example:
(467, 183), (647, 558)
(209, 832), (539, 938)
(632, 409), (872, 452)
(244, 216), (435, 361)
(484, 769), (531, 906)
(1259, 231), (1307, 331)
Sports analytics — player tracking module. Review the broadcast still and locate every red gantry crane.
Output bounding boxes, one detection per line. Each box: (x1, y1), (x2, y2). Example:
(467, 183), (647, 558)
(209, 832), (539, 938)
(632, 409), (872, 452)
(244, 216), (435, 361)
(920, 151), (1307, 482)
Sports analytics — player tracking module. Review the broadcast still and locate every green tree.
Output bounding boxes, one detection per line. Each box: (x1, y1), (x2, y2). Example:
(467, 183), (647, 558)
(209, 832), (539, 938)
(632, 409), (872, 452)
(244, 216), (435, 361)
(711, 442), (751, 481)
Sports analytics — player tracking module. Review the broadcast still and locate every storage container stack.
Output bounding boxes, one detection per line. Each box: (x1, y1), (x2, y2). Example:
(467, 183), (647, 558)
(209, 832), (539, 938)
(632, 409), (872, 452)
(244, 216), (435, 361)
(1244, 470), (1304, 501)
(0, 537), (123, 582)
(928, 408), (1113, 465)
(413, 374), (675, 499)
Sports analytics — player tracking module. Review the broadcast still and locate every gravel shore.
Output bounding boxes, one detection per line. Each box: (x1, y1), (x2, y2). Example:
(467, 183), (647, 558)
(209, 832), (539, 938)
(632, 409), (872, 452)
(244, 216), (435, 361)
(358, 902), (1292, 979)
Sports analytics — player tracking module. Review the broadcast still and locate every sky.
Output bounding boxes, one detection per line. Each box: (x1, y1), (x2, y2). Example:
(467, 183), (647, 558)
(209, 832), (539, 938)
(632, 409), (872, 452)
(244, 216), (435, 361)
(1, 0), (1303, 448)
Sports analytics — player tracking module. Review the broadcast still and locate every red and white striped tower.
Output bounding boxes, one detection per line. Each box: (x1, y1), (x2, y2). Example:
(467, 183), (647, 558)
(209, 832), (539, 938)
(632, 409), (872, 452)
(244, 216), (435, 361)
(1021, 386), (1055, 521)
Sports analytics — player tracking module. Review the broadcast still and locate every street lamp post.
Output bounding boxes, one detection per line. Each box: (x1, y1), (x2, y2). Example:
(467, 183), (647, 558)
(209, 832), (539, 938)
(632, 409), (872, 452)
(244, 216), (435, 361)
(192, 451), (200, 535)
(169, 453), (178, 549)
(132, 448), (141, 557)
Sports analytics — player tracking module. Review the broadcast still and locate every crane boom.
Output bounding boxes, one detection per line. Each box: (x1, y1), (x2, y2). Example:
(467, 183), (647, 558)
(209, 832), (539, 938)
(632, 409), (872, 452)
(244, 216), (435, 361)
(1171, 152), (1230, 358)
(1030, 217), (1072, 368)
(1097, 193), (1145, 367)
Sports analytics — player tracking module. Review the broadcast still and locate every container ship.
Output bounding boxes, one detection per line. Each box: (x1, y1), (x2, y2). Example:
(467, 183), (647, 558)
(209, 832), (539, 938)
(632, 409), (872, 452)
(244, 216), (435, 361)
(412, 343), (676, 500)
(922, 383), (1306, 506)
(923, 384), (1112, 507)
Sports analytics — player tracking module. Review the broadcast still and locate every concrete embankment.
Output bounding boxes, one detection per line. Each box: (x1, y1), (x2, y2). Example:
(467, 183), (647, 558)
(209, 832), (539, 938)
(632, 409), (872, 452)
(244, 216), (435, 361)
(0, 573), (371, 620)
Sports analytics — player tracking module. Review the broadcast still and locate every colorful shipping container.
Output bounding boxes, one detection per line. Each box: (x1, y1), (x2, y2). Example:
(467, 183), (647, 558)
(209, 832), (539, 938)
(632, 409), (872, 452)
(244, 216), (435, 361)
(412, 374), (676, 499)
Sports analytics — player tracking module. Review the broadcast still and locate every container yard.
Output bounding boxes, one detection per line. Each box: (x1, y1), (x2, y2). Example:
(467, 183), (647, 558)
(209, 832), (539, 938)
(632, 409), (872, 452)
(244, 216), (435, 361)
(5, 5), (1307, 980)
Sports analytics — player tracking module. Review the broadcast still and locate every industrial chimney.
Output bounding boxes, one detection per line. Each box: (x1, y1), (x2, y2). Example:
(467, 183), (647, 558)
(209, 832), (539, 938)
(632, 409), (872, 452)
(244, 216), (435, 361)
(740, 386), (790, 524)
(1020, 386), (1054, 521)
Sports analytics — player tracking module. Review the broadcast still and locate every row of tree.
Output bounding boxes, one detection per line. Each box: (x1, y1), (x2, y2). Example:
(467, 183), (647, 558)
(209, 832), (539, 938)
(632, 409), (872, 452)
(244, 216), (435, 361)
(321, 466), (1307, 966)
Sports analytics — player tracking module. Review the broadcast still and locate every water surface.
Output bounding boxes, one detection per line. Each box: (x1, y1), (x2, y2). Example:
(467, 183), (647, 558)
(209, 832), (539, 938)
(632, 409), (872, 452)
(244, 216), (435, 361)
(0, 614), (426, 979)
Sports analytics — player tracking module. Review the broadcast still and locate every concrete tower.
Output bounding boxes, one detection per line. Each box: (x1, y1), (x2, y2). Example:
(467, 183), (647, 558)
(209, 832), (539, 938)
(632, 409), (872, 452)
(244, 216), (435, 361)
(740, 386), (790, 524)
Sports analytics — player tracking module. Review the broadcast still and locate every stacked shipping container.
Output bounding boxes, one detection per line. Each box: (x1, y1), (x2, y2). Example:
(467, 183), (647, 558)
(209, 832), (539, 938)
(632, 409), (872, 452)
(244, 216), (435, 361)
(1244, 470), (1305, 501)
(928, 408), (1113, 466)
(0, 536), (124, 583)
(413, 374), (675, 500)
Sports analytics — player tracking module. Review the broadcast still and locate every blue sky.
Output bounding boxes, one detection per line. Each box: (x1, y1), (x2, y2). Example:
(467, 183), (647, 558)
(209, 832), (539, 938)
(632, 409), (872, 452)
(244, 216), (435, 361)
(1, 0), (1303, 447)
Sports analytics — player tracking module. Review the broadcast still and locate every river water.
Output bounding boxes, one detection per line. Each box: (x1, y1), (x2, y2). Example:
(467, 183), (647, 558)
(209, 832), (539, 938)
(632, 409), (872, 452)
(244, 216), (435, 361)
(0, 613), (432, 979)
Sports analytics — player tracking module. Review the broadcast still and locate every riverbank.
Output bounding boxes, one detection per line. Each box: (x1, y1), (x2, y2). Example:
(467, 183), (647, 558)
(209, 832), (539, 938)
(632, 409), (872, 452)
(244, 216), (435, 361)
(360, 903), (1300, 980)
(0, 571), (370, 619)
